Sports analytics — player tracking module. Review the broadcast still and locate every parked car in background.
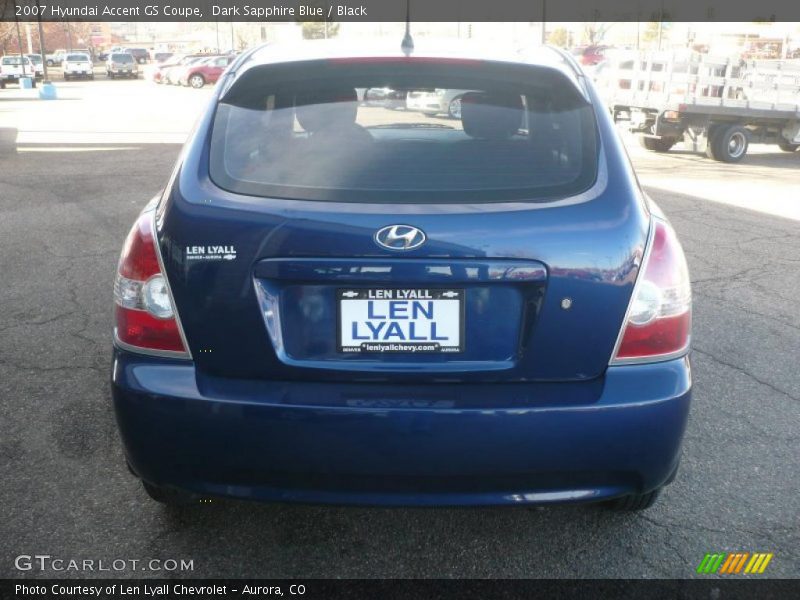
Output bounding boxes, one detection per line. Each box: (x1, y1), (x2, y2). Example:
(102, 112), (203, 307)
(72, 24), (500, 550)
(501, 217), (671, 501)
(0, 55), (38, 87)
(153, 52), (173, 63)
(163, 55), (211, 85)
(127, 48), (150, 64)
(363, 87), (408, 109)
(62, 53), (94, 80)
(24, 54), (45, 79)
(47, 48), (93, 66)
(179, 55), (234, 88)
(406, 88), (472, 118)
(106, 53), (138, 79)
(112, 42), (692, 511)
(151, 54), (194, 83)
(571, 45), (611, 66)
(46, 49), (66, 66)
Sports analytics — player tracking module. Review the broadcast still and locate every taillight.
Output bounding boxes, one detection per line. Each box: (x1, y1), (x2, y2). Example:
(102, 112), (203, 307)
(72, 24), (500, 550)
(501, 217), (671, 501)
(114, 211), (189, 357)
(611, 218), (691, 364)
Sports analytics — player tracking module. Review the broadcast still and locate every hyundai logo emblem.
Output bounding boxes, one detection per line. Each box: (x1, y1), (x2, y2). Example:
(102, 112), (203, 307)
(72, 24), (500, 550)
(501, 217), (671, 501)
(374, 225), (426, 251)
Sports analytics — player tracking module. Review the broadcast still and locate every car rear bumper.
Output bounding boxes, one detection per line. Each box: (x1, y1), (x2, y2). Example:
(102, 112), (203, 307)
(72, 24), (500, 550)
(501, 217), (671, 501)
(111, 349), (691, 506)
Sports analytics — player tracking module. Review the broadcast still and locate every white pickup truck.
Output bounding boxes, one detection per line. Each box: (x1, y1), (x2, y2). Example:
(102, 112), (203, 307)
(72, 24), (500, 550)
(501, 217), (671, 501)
(0, 55), (38, 88)
(62, 53), (94, 80)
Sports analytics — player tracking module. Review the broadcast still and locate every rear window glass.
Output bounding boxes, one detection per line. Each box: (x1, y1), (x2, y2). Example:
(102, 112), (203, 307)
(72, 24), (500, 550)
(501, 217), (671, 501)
(210, 60), (598, 203)
(111, 54), (133, 63)
(2, 56), (26, 65)
(67, 54), (89, 62)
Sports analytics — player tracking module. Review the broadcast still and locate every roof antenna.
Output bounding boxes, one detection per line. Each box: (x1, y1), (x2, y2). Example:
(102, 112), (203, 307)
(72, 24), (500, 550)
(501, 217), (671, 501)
(401, 0), (414, 55)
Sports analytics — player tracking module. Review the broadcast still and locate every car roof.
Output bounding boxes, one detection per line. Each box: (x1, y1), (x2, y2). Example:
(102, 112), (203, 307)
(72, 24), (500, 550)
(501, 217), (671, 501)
(234, 39), (583, 86)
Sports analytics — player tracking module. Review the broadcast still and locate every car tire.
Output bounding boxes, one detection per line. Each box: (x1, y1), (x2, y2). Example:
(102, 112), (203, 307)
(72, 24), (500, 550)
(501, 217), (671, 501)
(108, 72), (114, 79)
(448, 96), (463, 120)
(423, 112), (439, 118)
(189, 74), (205, 89)
(89, 74), (94, 81)
(142, 481), (203, 506)
(606, 488), (661, 511)
(777, 141), (799, 152)
(639, 135), (675, 152)
(706, 124), (749, 162)
(46, 59), (54, 67)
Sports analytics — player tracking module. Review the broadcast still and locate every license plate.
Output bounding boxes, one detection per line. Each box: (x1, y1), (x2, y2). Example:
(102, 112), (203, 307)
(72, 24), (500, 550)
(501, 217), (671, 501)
(338, 288), (464, 353)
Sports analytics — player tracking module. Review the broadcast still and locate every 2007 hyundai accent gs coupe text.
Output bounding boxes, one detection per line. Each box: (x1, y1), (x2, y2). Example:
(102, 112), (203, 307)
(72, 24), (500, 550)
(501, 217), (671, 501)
(111, 40), (692, 510)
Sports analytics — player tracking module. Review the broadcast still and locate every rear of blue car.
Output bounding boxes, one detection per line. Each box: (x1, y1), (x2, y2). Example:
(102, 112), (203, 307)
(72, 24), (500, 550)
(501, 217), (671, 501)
(111, 44), (691, 509)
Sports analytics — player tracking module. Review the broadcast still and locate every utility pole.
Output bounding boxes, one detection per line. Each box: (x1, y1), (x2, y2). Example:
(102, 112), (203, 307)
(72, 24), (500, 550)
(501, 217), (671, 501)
(13, 1), (27, 78)
(36, 0), (48, 81)
(25, 21), (33, 54)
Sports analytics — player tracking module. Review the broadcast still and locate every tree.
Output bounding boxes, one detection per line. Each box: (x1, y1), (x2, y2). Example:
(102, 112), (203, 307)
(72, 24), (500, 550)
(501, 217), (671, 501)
(582, 23), (614, 45)
(642, 20), (672, 48)
(547, 27), (570, 48)
(300, 21), (340, 40)
(297, 0), (339, 39)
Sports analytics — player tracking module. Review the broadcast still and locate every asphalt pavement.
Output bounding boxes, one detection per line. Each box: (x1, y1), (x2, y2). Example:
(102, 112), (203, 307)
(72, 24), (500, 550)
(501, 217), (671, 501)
(0, 80), (798, 578)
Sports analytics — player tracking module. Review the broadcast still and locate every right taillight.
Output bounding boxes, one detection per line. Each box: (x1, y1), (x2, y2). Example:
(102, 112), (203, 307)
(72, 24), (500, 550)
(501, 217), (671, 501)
(611, 218), (691, 363)
(113, 211), (190, 357)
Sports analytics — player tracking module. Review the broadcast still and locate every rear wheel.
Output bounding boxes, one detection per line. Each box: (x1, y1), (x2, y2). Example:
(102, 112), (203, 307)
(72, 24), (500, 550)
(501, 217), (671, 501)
(448, 96), (463, 120)
(778, 141), (799, 152)
(638, 135), (675, 152)
(606, 489), (661, 511)
(706, 124), (749, 162)
(142, 481), (204, 506)
(189, 74), (205, 89)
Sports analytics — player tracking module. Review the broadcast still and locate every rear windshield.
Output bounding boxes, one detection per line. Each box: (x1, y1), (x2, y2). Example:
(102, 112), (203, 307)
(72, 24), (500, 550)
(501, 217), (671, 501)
(111, 53), (133, 63)
(2, 56), (27, 66)
(67, 54), (89, 62)
(210, 60), (598, 203)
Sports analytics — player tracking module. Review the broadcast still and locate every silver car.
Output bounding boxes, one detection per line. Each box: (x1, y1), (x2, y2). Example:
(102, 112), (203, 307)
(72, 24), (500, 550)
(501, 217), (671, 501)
(106, 53), (138, 79)
(406, 88), (473, 119)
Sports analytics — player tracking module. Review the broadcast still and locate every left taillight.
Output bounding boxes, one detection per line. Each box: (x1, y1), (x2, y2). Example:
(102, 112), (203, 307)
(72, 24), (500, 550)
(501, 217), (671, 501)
(611, 218), (691, 364)
(113, 211), (189, 357)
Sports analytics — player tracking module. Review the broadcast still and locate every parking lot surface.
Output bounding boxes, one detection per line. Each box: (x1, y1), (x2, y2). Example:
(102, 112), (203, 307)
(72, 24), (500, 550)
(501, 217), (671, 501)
(0, 79), (798, 578)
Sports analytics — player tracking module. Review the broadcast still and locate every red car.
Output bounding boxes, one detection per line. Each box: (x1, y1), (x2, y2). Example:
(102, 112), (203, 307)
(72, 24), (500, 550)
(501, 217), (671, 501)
(571, 45), (611, 66)
(179, 55), (234, 88)
(151, 54), (204, 84)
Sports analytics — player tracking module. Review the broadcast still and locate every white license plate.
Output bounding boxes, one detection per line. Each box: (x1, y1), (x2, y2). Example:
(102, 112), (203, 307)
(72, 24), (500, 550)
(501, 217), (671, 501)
(338, 288), (464, 353)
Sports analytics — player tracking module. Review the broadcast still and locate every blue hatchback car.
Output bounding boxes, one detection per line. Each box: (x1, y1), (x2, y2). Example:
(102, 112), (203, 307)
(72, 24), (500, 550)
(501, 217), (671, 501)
(111, 40), (692, 510)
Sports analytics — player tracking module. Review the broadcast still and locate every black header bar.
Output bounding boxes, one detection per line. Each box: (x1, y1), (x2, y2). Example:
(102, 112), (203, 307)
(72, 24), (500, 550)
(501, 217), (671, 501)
(3, 0), (800, 22)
